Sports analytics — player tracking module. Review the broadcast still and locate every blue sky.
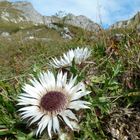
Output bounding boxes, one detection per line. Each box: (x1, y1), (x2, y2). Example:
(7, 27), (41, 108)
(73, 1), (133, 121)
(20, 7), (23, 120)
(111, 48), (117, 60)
(10, 0), (140, 28)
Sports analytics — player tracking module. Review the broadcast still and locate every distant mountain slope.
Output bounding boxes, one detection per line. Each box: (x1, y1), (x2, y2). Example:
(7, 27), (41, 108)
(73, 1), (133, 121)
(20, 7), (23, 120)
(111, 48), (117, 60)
(110, 12), (140, 29)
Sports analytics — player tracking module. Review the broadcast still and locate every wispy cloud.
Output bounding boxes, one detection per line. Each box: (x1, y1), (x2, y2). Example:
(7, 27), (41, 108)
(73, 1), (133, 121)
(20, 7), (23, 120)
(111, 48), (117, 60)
(10, 0), (140, 28)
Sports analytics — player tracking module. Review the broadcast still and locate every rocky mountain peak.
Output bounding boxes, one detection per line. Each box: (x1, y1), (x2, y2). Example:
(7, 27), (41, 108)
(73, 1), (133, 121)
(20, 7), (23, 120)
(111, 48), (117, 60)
(64, 14), (101, 32)
(11, 1), (44, 24)
(0, 0), (8, 1)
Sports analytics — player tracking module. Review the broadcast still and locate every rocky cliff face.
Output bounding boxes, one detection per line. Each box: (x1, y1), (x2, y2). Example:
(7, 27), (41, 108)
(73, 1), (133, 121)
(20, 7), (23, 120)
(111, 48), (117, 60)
(0, 1), (101, 32)
(110, 12), (140, 29)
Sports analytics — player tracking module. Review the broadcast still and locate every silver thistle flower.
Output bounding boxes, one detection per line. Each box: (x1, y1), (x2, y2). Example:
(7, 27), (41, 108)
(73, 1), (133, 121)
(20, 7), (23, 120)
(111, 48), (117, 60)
(17, 71), (91, 138)
(49, 47), (91, 68)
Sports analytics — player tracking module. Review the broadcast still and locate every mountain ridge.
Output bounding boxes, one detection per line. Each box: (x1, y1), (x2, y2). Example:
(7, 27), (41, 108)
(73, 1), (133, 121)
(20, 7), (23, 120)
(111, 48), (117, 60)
(0, 1), (101, 32)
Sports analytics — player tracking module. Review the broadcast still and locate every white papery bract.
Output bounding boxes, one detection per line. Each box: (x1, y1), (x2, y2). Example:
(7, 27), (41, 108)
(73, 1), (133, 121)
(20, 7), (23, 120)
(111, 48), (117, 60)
(49, 47), (91, 68)
(17, 71), (91, 138)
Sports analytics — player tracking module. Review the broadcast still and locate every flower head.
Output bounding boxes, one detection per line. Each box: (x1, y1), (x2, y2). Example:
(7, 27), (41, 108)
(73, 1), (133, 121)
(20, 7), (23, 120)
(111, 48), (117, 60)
(18, 71), (90, 138)
(49, 47), (91, 68)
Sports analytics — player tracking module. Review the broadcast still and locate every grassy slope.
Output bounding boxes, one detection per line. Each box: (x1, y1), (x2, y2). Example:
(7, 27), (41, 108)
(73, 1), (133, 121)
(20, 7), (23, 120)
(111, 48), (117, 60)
(0, 22), (96, 80)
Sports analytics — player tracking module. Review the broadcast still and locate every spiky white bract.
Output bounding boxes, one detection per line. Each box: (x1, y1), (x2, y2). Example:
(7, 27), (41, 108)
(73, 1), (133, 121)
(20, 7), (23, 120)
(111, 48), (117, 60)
(18, 71), (91, 138)
(49, 47), (91, 68)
